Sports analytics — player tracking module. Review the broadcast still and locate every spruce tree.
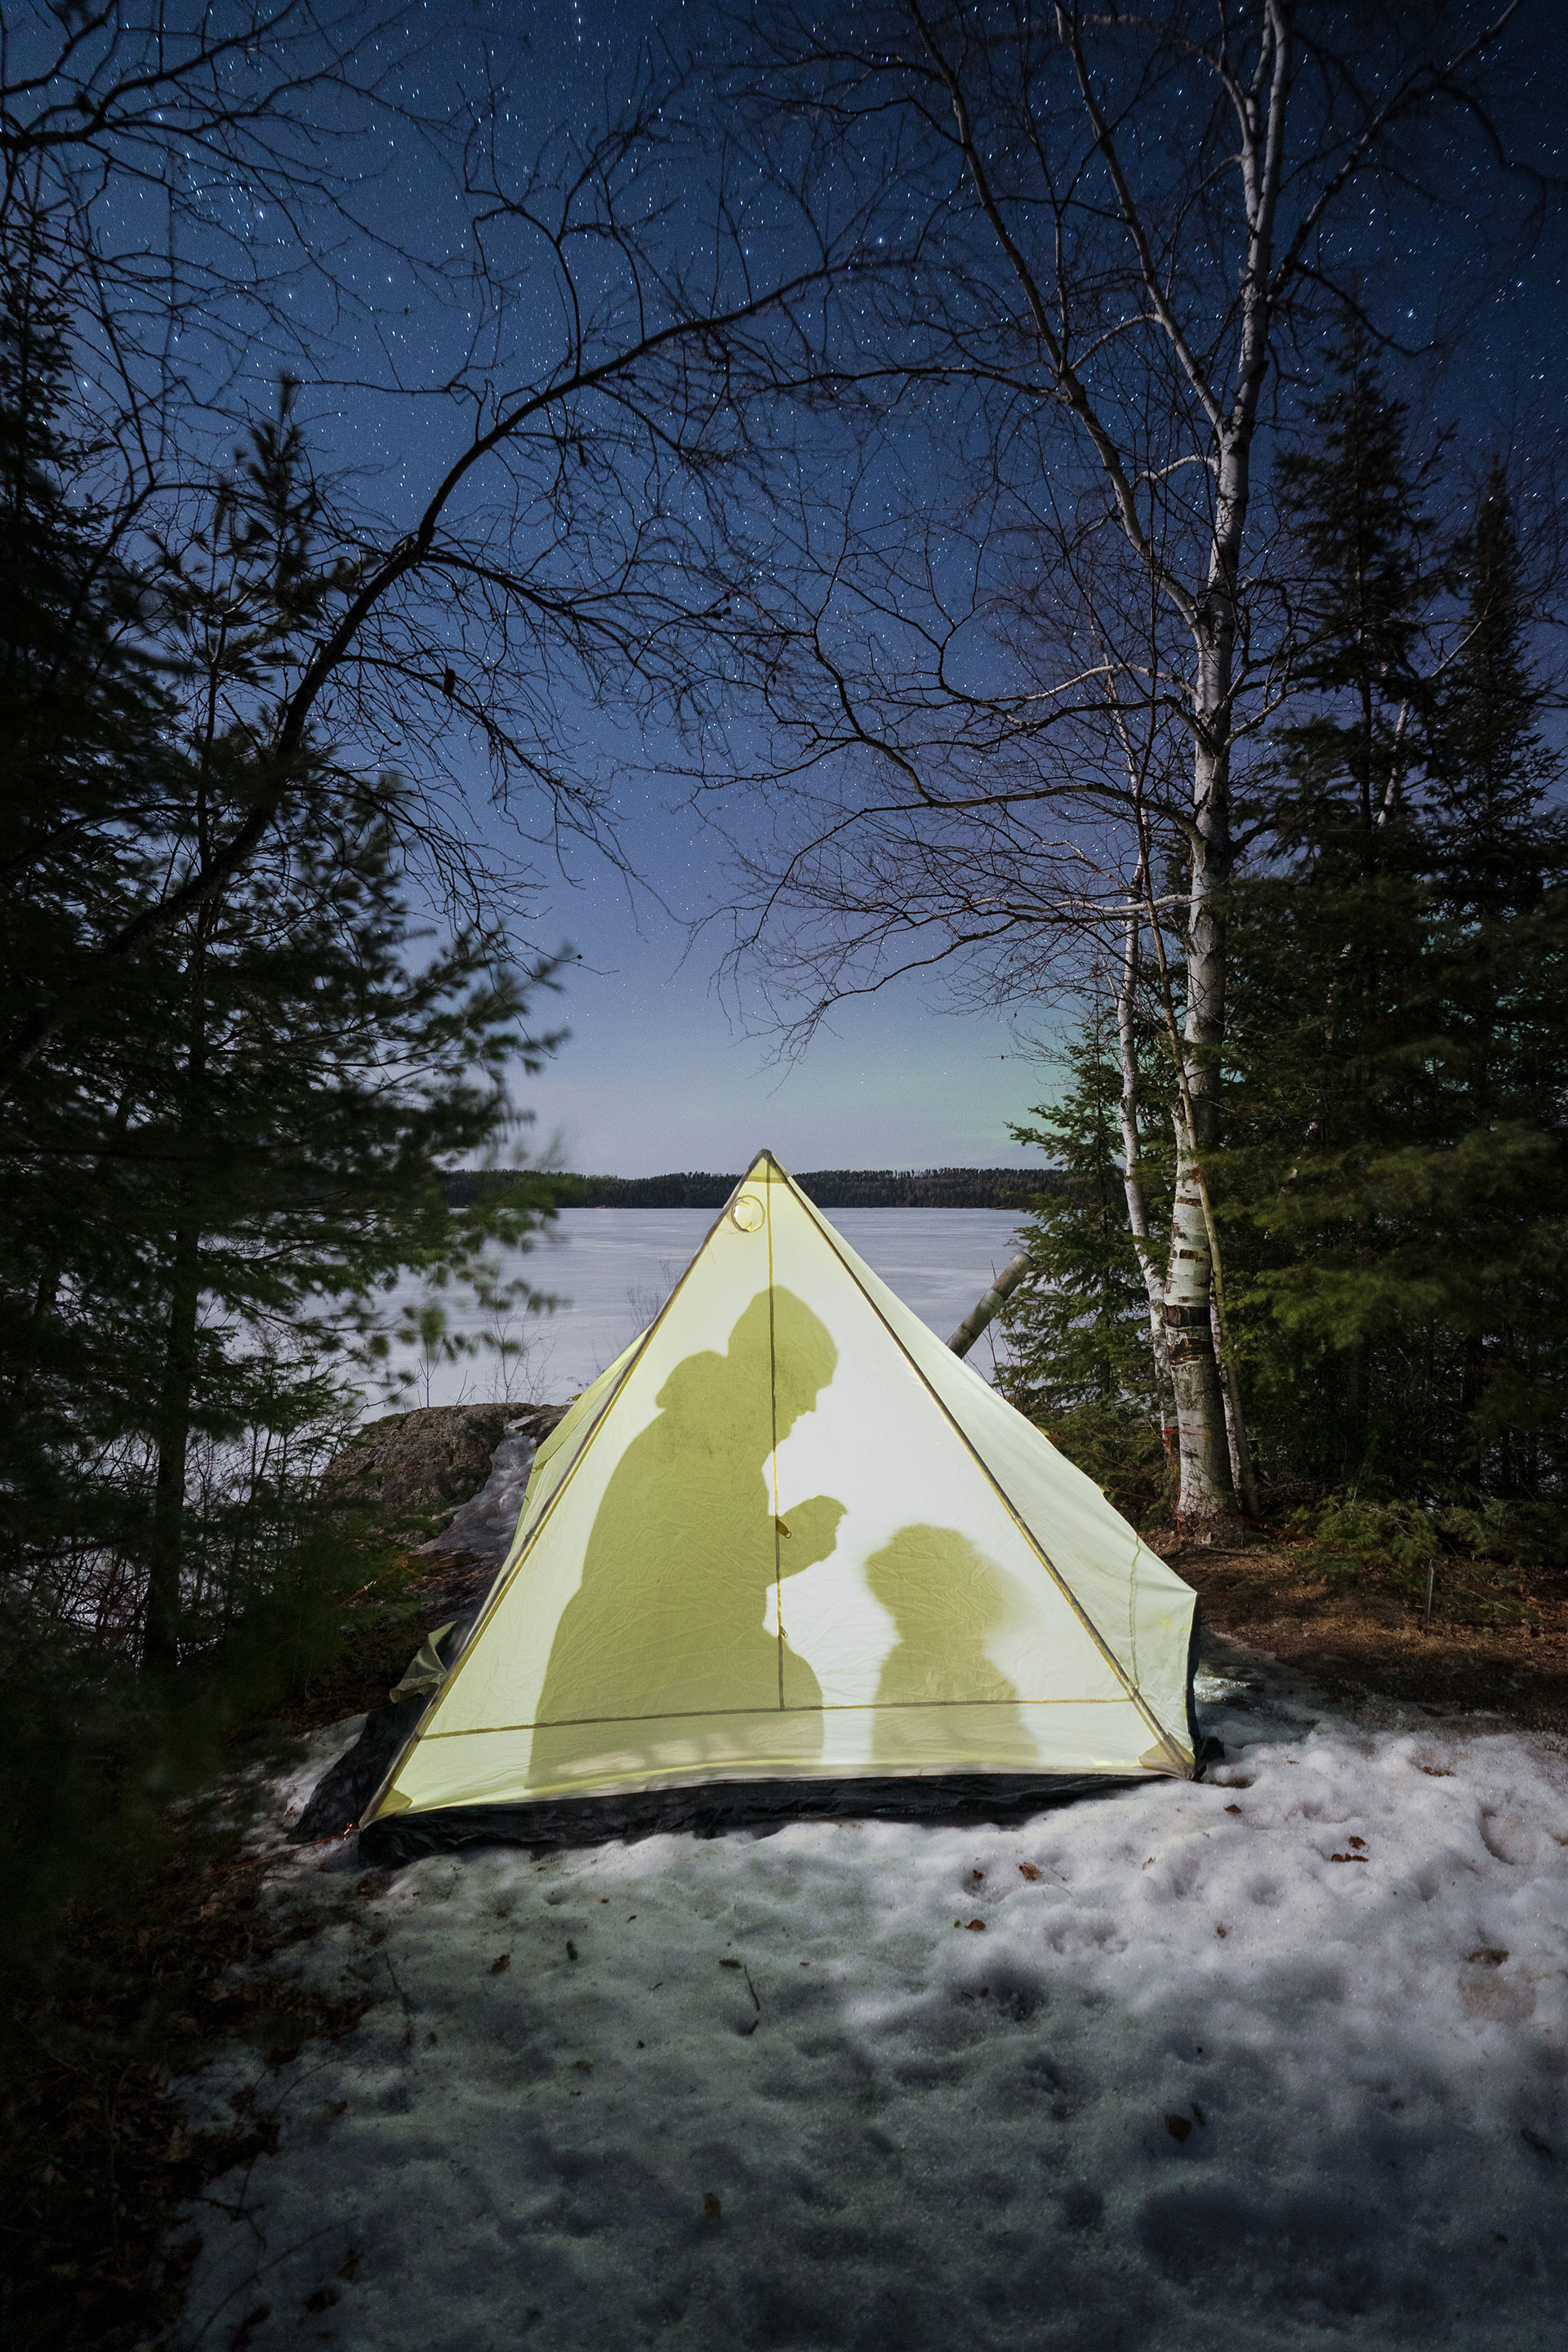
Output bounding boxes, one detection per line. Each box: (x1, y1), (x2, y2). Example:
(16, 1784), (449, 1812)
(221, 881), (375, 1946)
(999, 995), (1176, 1517)
(1211, 326), (1439, 1482)
(1224, 382), (1568, 1497)
(1416, 465), (1568, 1490)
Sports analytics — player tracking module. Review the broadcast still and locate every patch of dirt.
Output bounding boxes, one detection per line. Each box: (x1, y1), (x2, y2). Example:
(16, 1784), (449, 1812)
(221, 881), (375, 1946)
(274, 1543), (526, 1744)
(1162, 1535), (1568, 1733)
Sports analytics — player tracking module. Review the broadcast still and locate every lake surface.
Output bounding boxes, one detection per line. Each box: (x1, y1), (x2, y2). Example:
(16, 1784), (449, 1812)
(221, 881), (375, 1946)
(382, 1206), (1027, 1410)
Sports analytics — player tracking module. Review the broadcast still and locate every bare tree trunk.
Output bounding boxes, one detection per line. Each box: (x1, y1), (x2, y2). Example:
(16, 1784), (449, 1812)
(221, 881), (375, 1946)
(1114, 898), (1176, 1459)
(1163, 1117), (1237, 1532)
(141, 1218), (200, 1675)
(947, 1251), (1031, 1359)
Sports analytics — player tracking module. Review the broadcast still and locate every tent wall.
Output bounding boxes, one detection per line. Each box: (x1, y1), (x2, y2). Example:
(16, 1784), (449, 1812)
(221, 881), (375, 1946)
(363, 1156), (1196, 1831)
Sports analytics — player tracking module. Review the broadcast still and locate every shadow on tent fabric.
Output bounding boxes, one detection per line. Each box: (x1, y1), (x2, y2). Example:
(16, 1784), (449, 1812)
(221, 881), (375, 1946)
(864, 1523), (1027, 1763)
(526, 1285), (842, 1785)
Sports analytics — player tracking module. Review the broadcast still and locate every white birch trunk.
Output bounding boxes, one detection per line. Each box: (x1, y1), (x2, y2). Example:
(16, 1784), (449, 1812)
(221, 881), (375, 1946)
(1168, 586), (1245, 1523)
(1163, 1115), (1236, 1531)
(1113, 910), (1175, 1456)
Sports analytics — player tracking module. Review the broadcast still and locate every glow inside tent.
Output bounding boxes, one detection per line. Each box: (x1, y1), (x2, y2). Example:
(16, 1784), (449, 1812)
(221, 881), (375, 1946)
(361, 1153), (1198, 1842)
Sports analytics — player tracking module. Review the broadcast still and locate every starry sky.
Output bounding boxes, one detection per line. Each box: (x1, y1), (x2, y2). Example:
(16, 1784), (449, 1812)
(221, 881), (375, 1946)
(211, 1), (1568, 1176)
(288, 0), (1054, 1177)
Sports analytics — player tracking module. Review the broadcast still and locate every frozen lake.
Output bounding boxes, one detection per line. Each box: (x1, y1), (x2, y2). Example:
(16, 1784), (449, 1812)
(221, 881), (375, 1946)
(381, 1206), (1027, 1409)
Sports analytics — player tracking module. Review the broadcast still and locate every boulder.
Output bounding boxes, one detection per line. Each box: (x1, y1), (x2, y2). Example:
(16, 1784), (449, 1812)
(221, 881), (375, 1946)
(420, 1405), (568, 1570)
(322, 1404), (519, 1526)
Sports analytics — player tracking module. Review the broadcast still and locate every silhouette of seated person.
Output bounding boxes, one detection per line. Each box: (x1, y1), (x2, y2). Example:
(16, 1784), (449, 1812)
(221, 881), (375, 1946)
(864, 1525), (1027, 1768)
(529, 1287), (843, 1782)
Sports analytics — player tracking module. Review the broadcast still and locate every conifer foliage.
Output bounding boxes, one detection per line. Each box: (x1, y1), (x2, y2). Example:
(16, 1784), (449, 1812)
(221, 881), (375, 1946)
(1004, 332), (1568, 1517)
(0, 234), (556, 1942)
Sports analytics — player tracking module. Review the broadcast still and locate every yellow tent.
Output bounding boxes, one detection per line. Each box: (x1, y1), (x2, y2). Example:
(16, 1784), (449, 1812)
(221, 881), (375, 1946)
(359, 1152), (1198, 1855)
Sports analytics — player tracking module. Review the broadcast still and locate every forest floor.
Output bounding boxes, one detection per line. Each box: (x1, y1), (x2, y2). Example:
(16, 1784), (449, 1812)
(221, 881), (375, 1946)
(1164, 1535), (1568, 1737)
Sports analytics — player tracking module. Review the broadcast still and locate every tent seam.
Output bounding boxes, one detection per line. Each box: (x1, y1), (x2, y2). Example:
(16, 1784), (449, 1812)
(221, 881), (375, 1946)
(768, 1166), (784, 1713)
(770, 1156), (1185, 1771)
(419, 1696), (1144, 1736)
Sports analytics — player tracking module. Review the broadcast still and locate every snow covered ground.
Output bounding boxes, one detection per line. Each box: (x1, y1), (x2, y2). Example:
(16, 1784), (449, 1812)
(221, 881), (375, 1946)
(176, 1654), (1568, 2352)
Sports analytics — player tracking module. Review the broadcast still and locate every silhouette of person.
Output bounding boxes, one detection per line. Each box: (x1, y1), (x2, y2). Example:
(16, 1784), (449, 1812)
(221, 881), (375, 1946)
(864, 1525), (1027, 1768)
(528, 1287), (843, 1784)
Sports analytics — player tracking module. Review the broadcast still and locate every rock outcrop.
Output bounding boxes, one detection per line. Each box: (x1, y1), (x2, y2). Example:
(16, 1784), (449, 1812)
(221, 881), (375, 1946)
(322, 1404), (521, 1524)
(322, 1399), (571, 1565)
(418, 1405), (568, 1572)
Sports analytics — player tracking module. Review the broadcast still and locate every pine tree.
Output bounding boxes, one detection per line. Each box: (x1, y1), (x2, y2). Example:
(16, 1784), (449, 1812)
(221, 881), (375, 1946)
(0, 265), (559, 1669)
(0, 232), (187, 1597)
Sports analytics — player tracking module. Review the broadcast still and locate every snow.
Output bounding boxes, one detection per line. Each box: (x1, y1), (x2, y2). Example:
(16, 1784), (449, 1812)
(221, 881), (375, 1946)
(176, 1657), (1568, 2351)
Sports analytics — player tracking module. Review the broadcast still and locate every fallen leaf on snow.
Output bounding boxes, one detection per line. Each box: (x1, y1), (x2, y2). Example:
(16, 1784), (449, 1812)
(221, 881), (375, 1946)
(964, 1918), (987, 1932)
(702, 2191), (723, 2219)
(1165, 2114), (1192, 2145)
(1018, 1863), (1041, 1882)
(489, 1953), (510, 1975)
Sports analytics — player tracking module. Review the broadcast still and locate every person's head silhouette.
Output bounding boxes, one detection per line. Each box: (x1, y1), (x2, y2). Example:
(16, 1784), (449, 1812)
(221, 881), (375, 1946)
(652, 1287), (837, 1443)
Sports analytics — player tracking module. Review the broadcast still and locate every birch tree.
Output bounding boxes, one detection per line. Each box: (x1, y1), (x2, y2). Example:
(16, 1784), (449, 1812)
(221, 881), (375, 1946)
(713, 0), (1538, 1531)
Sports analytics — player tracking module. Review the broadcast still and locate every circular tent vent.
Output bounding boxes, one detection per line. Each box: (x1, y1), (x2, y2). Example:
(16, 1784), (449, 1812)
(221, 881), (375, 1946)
(728, 1192), (766, 1232)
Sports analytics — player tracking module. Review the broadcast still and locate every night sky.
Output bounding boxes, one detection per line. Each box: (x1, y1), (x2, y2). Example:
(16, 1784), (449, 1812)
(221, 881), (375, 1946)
(267, 2), (1568, 1175)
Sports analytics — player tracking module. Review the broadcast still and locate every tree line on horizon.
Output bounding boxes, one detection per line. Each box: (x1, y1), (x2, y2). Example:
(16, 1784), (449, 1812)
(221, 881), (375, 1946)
(447, 1167), (1052, 1211)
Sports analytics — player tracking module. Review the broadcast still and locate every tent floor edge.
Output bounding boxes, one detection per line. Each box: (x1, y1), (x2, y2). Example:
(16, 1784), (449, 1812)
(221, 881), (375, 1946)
(1183, 1601), (1225, 1780)
(356, 1771), (1155, 1864)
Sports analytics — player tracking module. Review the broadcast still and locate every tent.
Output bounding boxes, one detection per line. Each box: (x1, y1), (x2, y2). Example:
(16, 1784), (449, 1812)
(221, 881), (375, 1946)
(357, 1152), (1199, 1859)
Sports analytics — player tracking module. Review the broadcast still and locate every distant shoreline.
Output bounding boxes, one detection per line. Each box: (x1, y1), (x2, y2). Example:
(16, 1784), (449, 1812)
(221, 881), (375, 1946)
(444, 1167), (1059, 1212)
